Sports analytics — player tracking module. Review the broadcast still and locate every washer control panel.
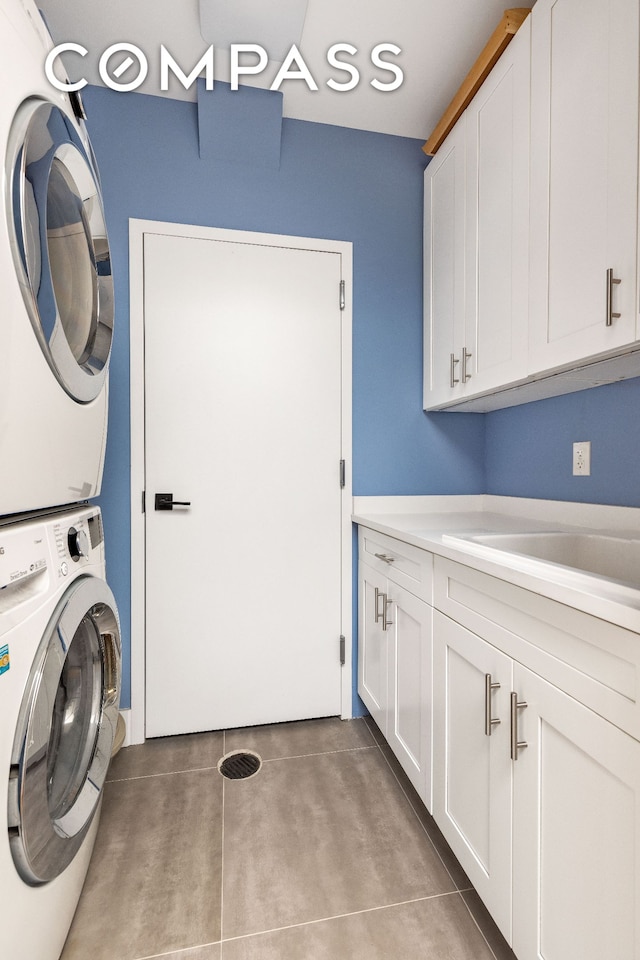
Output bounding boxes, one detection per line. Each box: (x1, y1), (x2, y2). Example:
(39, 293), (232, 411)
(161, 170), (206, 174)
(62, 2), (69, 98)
(53, 507), (103, 574)
(0, 528), (47, 589)
(0, 506), (106, 619)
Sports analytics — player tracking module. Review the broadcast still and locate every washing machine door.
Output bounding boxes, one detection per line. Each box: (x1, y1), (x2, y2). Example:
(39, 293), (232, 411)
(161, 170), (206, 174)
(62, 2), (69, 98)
(6, 97), (113, 403)
(8, 576), (121, 886)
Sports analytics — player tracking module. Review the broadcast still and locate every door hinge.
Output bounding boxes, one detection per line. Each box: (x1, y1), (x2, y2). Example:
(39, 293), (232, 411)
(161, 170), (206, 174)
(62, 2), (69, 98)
(339, 459), (346, 488)
(339, 280), (345, 311)
(142, 490), (146, 513)
(339, 635), (346, 665)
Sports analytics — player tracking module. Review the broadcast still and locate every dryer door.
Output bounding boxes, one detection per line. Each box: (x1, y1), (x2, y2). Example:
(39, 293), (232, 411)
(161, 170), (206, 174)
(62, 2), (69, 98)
(6, 97), (113, 403)
(8, 576), (121, 886)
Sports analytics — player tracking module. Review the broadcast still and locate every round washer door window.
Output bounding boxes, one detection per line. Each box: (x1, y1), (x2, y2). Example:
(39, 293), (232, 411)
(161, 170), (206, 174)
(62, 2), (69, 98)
(8, 576), (121, 886)
(6, 97), (113, 403)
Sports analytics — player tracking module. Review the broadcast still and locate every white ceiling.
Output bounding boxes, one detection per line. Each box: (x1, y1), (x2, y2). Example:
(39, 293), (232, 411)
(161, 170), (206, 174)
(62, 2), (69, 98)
(37, 0), (534, 141)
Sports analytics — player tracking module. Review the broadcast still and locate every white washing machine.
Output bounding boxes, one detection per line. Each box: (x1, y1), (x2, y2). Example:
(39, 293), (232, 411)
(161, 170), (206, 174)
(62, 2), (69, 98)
(0, 0), (114, 517)
(0, 504), (121, 960)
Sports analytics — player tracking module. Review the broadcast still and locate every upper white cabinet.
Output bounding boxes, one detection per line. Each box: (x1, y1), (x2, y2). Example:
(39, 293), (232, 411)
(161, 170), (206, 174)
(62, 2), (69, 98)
(424, 0), (640, 411)
(424, 17), (531, 409)
(465, 18), (530, 396)
(529, 0), (640, 373)
(424, 119), (466, 407)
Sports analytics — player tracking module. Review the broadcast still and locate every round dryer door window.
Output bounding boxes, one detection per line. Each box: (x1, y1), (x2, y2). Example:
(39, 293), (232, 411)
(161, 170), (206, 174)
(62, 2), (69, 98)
(6, 97), (114, 403)
(8, 577), (121, 886)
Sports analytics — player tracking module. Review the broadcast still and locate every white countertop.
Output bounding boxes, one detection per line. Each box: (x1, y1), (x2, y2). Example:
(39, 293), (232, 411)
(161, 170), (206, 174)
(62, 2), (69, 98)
(352, 495), (640, 631)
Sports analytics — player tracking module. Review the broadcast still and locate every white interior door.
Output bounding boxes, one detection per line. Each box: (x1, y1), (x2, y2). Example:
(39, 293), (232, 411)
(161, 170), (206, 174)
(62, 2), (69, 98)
(141, 228), (349, 738)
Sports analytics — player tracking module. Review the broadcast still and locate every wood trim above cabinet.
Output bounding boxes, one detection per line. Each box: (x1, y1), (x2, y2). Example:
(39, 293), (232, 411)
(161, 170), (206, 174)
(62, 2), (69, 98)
(423, 8), (531, 157)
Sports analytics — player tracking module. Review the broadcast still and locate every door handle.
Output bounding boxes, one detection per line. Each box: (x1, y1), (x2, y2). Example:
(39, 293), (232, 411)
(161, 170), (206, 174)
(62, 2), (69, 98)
(154, 493), (191, 511)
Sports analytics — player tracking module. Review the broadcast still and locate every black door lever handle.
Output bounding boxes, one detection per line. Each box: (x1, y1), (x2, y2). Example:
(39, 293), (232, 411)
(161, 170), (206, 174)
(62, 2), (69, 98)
(154, 493), (192, 511)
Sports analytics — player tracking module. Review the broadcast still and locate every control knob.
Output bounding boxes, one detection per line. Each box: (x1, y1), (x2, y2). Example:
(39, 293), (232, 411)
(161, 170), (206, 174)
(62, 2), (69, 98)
(67, 526), (89, 562)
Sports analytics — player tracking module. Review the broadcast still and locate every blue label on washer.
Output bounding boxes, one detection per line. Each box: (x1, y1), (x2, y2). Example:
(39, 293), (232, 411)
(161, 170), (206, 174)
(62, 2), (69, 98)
(0, 644), (9, 676)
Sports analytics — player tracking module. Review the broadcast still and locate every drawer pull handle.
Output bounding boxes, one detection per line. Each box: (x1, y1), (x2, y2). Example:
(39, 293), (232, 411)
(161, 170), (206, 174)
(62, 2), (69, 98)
(510, 693), (528, 760)
(374, 553), (396, 564)
(484, 673), (501, 736)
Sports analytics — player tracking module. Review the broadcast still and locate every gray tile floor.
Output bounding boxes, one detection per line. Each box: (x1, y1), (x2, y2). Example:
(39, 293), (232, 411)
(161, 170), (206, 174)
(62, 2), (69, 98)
(61, 717), (516, 960)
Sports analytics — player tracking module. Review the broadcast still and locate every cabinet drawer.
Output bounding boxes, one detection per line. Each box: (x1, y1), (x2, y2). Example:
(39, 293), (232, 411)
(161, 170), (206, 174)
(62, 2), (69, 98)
(434, 556), (640, 740)
(358, 527), (433, 603)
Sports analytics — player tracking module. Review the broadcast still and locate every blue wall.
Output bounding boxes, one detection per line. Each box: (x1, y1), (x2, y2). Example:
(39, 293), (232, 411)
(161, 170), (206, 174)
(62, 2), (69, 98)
(485, 377), (640, 507)
(82, 85), (486, 711)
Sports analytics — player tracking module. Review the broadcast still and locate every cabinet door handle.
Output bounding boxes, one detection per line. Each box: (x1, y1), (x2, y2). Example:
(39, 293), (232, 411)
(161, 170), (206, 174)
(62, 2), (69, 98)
(606, 268), (621, 326)
(374, 586), (384, 624)
(382, 595), (393, 632)
(484, 673), (501, 736)
(450, 353), (460, 387)
(374, 553), (396, 564)
(462, 347), (473, 383)
(510, 692), (528, 760)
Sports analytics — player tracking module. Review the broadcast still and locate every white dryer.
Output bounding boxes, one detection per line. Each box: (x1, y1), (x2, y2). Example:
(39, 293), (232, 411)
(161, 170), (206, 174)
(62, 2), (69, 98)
(0, 0), (114, 517)
(0, 505), (121, 960)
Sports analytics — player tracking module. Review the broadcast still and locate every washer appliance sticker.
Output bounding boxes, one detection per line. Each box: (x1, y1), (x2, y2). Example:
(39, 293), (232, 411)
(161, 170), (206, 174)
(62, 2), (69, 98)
(0, 644), (9, 676)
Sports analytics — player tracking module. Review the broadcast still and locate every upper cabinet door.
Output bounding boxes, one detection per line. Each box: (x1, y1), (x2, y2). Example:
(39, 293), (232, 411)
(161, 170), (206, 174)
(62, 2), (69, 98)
(423, 120), (466, 409)
(529, 0), (640, 374)
(464, 16), (531, 395)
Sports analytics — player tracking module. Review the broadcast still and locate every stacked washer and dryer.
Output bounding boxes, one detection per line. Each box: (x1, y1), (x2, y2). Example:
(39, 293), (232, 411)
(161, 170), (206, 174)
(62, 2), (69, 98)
(0, 1), (122, 958)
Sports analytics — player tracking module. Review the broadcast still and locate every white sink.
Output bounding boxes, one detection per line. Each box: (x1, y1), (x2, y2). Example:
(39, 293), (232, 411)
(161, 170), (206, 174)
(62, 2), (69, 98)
(444, 531), (640, 589)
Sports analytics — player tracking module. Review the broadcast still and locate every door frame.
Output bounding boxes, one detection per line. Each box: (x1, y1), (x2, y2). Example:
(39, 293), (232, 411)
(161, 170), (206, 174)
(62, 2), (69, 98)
(128, 218), (353, 744)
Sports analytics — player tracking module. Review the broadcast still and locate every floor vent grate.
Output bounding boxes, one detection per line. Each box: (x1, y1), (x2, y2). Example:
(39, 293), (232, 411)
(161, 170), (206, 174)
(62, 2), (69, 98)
(218, 750), (262, 780)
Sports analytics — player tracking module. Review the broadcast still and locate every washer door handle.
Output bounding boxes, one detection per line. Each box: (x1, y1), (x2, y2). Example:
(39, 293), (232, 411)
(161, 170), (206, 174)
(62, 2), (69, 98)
(154, 493), (191, 511)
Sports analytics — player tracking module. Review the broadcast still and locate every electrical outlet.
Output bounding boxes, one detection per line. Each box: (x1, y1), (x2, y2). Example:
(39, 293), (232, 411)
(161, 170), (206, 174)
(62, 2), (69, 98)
(573, 441), (591, 476)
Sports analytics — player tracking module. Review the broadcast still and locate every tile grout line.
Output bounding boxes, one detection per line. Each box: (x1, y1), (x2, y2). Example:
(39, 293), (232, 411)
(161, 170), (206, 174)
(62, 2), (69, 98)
(106, 743), (379, 783)
(362, 718), (506, 960)
(132, 942), (222, 960)
(124, 727), (228, 960)
(260, 744), (378, 764)
(362, 716), (463, 893)
(129, 885), (485, 960)
(218, 889), (465, 947)
(457, 890), (505, 960)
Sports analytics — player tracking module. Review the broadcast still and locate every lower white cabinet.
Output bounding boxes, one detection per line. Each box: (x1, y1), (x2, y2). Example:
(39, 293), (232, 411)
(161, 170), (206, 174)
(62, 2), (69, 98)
(432, 610), (513, 940)
(386, 581), (432, 807)
(432, 607), (640, 960)
(358, 531), (433, 808)
(358, 560), (388, 734)
(359, 528), (640, 959)
(512, 664), (640, 960)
